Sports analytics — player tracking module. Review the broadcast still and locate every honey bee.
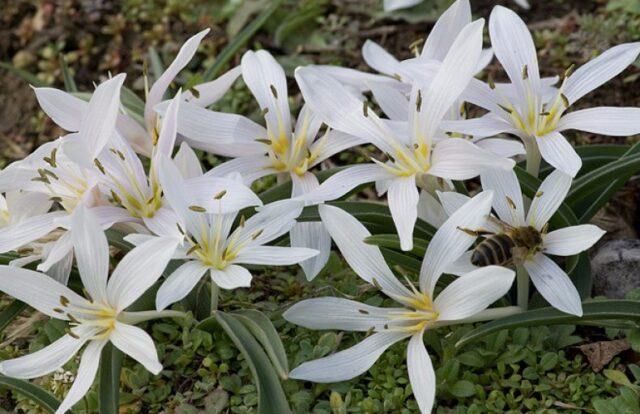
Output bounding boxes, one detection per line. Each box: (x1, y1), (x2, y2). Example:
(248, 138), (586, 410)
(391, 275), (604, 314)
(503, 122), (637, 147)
(464, 220), (544, 267)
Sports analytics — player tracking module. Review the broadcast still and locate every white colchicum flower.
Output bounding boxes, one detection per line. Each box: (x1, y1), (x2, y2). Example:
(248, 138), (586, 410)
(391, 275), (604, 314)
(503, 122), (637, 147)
(0, 207), (180, 414)
(135, 156), (319, 311)
(474, 168), (605, 315)
(445, 6), (640, 177)
(163, 49), (363, 280)
(296, 20), (514, 251)
(285, 192), (515, 413)
(383, 0), (529, 12)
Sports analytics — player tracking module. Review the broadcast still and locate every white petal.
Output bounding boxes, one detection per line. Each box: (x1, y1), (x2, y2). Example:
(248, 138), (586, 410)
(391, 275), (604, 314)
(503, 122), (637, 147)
(155, 91), (181, 158)
(37, 232), (73, 273)
(434, 265), (515, 321)
(563, 42), (640, 105)
(475, 137), (526, 158)
(524, 253), (583, 316)
(476, 47), (494, 72)
(55, 340), (105, 414)
(436, 190), (471, 217)
(417, 190), (447, 228)
(110, 321), (162, 374)
(313, 64), (401, 92)
(440, 115), (514, 138)
(0, 266), (85, 319)
(289, 331), (409, 382)
(173, 142), (203, 178)
(421, 0), (471, 62)
(290, 222), (331, 281)
(210, 265), (252, 290)
(370, 82), (409, 121)
(383, 0), (422, 11)
(229, 199), (302, 248)
(186, 66), (242, 107)
(185, 175), (262, 213)
(233, 246), (318, 266)
(489, 6), (541, 95)
(429, 138), (515, 180)
(107, 236), (179, 312)
(420, 191), (494, 296)
(155, 260), (208, 310)
(319, 204), (412, 299)
(543, 225), (605, 256)
(0, 334), (85, 379)
(241, 50), (292, 139)
(6, 191), (52, 222)
(71, 207), (109, 303)
(536, 131), (581, 177)
(300, 164), (392, 204)
(143, 206), (181, 238)
(480, 168), (525, 226)
(526, 169), (572, 230)
(116, 113), (152, 157)
(0, 211), (66, 253)
(443, 250), (478, 276)
(407, 334), (436, 414)
(205, 155), (274, 186)
(388, 176), (419, 251)
(284, 297), (399, 332)
(145, 29), (209, 128)
(558, 107), (640, 136)
(362, 40), (401, 77)
(32, 87), (85, 131)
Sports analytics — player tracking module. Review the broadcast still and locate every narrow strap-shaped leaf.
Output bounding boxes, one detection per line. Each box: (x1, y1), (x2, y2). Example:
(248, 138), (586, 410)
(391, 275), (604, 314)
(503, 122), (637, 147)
(456, 300), (640, 348)
(232, 309), (289, 379)
(147, 46), (165, 86)
(59, 54), (78, 92)
(99, 343), (123, 414)
(198, 312), (292, 414)
(380, 247), (422, 274)
(0, 62), (47, 87)
(202, 0), (283, 82)
(538, 144), (630, 177)
(364, 234), (428, 258)
(0, 375), (60, 413)
(0, 300), (27, 333)
(120, 86), (146, 118)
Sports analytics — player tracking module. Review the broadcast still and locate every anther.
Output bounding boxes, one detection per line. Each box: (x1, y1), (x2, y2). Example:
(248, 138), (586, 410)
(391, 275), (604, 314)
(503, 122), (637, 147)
(270, 84), (278, 99)
(358, 309), (370, 315)
(416, 90), (422, 112)
(214, 190), (227, 200)
(188, 205), (207, 212)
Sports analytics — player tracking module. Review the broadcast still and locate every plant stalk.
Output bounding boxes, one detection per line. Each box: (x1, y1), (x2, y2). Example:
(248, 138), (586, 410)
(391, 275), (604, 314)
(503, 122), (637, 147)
(524, 137), (541, 178)
(516, 265), (529, 311)
(210, 282), (220, 314)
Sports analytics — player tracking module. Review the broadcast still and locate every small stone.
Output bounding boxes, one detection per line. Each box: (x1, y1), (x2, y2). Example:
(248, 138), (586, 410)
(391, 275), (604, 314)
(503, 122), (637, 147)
(591, 239), (640, 299)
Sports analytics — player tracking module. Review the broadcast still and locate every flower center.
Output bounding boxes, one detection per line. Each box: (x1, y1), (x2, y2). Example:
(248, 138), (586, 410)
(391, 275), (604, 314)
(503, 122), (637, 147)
(55, 295), (118, 340)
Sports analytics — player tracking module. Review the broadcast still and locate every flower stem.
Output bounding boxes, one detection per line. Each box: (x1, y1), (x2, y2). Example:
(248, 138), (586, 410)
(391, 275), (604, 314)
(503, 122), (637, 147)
(210, 281), (220, 314)
(524, 138), (541, 178)
(436, 306), (522, 327)
(120, 310), (187, 324)
(516, 265), (529, 311)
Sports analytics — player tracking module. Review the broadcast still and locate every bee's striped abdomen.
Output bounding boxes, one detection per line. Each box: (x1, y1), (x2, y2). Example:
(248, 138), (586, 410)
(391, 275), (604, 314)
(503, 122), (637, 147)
(471, 234), (514, 267)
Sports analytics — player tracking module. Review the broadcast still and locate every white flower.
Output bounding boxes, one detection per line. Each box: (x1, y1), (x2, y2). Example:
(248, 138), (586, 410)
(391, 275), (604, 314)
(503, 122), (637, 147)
(160, 49), (363, 280)
(284, 192), (515, 414)
(132, 156), (319, 310)
(445, 6), (640, 177)
(295, 20), (514, 251)
(0, 206), (180, 414)
(383, 0), (529, 12)
(472, 168), (605, 315)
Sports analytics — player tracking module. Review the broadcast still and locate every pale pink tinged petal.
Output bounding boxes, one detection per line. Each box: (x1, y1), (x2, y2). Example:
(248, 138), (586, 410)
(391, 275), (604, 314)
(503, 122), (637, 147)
(543, 225), (605, 256)
(526, 169), (573, 230)
(370, 82), (409, 121)
(289, 331), (410, 382)
(205, 155), (274, 186)
(558, 107), (640, 136)
(107, 236), (179, 312)
(155, 261), (208, 310)
(233, 246), (318, 266)
(419, 191), (494, 296)
(173, 142), (203, 178)
(32, 87), (86, 131)
(362, 40), (401, 77)
(300, 164), (392, 204)
(434, 265), (515, 321)
(110, 321), (163, 374)
(489, 6), (541, 94)
(241, 50), (292, 138)
(475, 137), (526, 158)
(563, 42), (640, 105)
(440, 115), (514, 138)
(524, 253), (583, 316)
(0, 334), (86, 379)
(155, 91), (181, 158)
(480, 168), (525, 226)
(284, 297), (398, 332)
(186, 66), (242, 107)
(535, 131), (581, 177)
(145, 28), (209, 128)
(319, 204), (412, 299)
(55, 340), (106, 414)
(0, 211), (66, 253)
(429, 138), (515, 180)
(421, 0), (472, 61)
(383, 0), (422, 11)
(387, 176), (419, 251)
(210, 265), (253, 290)
(407, 334), (436, 414)
(71, 207), (109, 303)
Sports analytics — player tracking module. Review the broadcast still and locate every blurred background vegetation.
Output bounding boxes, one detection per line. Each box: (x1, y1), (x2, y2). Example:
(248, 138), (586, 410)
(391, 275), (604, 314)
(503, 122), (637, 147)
(1, 0), (640, 413)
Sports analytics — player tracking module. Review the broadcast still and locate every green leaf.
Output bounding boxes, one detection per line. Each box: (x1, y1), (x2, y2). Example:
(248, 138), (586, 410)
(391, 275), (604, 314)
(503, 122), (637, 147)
(120, 86), (146, 119)
(0, 61), (47, 87)
(364, 234), (428, 257)
(59, 54), (78, 93)
(232, 309), (289, 379)
(0, 375), (60, 413)
(202, 0), (283, 82)
(99, 342), (124, 414)
(198, 312), (292, 414)
(148, 46), (165, 85)
(449, 380), (476, 398)
(0, 300), (27, 333)
(456, 300), (640, 348)
(539, 144), (629, 177)
(379, 247), (422, 274)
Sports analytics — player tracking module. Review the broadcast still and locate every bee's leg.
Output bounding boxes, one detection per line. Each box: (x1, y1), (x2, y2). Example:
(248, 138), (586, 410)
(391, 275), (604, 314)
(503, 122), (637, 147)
(456, 227), (493, 237)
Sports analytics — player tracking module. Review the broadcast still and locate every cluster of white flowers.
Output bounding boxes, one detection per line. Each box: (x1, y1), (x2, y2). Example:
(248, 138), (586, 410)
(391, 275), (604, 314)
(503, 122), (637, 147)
(0, 1), (637, 412)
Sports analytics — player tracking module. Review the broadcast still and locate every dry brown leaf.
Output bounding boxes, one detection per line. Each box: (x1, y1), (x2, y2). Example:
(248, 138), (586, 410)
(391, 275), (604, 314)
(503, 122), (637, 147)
(578, 339), (631, 372)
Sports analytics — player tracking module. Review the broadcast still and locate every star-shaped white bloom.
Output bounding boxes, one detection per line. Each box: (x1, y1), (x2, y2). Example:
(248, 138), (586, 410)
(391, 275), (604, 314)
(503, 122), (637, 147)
(295, 20), (514, 251)
(383, 0), (529, 12)
(444, 6), (640, 177)
(0, 207), (180, 414)
(284, 191), (515, 414)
